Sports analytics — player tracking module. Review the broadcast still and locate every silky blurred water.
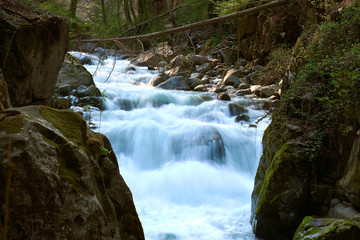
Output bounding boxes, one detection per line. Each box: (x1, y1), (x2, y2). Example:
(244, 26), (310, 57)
(76, 52), (269, 240)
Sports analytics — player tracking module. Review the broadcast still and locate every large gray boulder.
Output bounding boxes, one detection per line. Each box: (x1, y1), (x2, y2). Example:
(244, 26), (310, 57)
(56, 54), (95, 90)
(157, 76), (191, 91)
(0, 1), (69, 107)
(0, 106), (144, 240)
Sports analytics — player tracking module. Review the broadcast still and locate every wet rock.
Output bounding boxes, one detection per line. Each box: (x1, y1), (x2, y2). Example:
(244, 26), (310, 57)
(187, 54), (210, 65)
(177, 126), (226, 163)
(251, 85), (277, 98)
(168, 55), (192, 69)
(196, 62), (213, 73)
(201, 75), (210, 84)
(217, 92), (231, 101)
(149, 74), (168, 87)
(88, 85), (102, 97)
(76, 96), (104, 110)
(214, 87), (226, 93)
(225, 68), (246, 79)
(293, 217), (360, 240)
(165, 66), (190, 77)
(125, 66), (137, 72)
(116, 98), (134, 111)
(235, 89), (252, 96)
(229, 103), (248, 116)
(56, 84), (72, 96)
(205, 70), (217, 77)
(148, 66), (156, 70)
(235, 115), (250, 122)
(75, 86), (91, 98)
(55, 97), (71, 109)
(328, 199), (360, 220)
(132, 61), (149, 67)
(193, 85), (207, 92)
(78, 55), (93, 65)
(238, 82), (251, 89)
(158, 61), (168, 68)
(0, 106), (144, 240)
(157, 76), (191, 91)
(187, 78), (203, 89)
(191, 72), (204, 79)
(212, 59), (222, 65)
(251, 142), (311, 239)
(246, 71), (262, 85)
(57, 55), (95, 90)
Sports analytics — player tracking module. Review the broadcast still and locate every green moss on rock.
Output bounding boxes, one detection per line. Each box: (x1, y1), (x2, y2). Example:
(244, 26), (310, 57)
(293, 217), (360, 240)
(255, 144), (289, 215)
(40, 107), (86, 148)
(0, 113), (27, 134)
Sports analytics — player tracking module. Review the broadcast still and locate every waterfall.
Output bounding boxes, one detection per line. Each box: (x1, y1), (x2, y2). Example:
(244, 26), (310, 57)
(78, 52), (269, 240)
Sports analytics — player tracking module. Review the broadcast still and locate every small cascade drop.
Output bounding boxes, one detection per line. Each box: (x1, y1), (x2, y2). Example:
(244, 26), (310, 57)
(78, 52), (270, 240)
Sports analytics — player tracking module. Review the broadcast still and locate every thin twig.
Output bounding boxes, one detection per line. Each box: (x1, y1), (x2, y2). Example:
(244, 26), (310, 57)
(104, 48), (117, 83)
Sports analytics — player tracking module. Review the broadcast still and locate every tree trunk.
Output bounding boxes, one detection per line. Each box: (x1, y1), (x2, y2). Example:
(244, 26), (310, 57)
(166, 0), (176, 26)
(100, 0), (108, 25)
(130, 0), (136, 22)
(69, 0), (78, 17)
(124, 0), (132, 24)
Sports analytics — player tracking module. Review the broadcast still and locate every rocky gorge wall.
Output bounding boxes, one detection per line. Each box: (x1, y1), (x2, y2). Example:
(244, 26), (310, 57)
(251, 1), (360, 239)
(0, 0), (144, 239)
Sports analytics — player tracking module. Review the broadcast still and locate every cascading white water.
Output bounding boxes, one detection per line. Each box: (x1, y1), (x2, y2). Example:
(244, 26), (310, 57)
(75, 52), (269, 240)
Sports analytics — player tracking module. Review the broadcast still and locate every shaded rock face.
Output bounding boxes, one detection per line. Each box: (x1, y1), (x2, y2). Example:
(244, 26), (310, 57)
(0, 70), (11, 110)
(337, 131), (360, 209)
(0, 106), (144, 240)
(0, 0), (69, 107)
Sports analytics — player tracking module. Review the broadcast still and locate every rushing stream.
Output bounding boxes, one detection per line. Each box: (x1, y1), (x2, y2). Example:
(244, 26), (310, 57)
(75, 52), (269, 240)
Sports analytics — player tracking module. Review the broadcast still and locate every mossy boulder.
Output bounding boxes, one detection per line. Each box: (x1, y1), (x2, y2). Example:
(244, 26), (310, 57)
(293, 217), (360, 240)
(251, 140), (312, 239)
(0, 106), (144, 240)
(0, 0), (69, 107)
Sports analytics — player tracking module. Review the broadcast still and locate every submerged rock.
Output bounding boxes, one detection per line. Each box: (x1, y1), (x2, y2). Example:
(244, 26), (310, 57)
(0, 106), (144, 240)
(217, 92), (231, 101)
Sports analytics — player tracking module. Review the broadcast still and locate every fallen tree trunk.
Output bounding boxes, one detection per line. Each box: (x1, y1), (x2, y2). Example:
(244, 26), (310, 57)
(75, 0), (287, 43)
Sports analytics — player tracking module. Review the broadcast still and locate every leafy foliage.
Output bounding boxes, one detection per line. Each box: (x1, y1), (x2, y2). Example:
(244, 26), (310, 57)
(211, 0), (253, 16)
(259, 45), (292, 85)
(283, 2), (360, 161)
